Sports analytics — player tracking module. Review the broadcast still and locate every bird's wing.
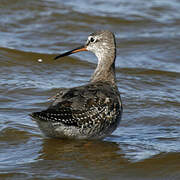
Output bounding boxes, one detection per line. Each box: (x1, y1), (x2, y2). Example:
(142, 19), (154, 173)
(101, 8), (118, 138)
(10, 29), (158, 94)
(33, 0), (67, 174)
(31, 82), (122, 128)
(48, 88), (68, 101)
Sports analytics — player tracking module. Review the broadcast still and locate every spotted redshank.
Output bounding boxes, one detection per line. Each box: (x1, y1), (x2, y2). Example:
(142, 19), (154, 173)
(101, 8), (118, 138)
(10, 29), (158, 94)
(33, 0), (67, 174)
(30, 30), (123, 139)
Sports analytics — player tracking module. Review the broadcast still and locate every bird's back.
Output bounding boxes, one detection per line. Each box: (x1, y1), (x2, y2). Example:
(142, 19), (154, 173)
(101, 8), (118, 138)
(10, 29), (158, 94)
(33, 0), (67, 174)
(31, 81), (122, 139)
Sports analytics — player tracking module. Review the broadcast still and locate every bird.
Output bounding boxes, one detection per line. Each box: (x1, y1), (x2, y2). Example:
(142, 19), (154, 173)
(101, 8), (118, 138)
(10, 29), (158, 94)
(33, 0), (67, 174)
(30, 30), (123, 139)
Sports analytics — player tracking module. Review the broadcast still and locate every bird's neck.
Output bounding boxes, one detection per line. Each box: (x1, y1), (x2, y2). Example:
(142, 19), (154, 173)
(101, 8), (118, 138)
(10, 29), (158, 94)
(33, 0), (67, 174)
(90, 55), (116, 85)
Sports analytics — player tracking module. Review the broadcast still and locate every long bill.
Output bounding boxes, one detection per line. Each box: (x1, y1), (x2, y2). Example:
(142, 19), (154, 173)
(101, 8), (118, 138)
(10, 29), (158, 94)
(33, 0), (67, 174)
(54, 45), (87, 60)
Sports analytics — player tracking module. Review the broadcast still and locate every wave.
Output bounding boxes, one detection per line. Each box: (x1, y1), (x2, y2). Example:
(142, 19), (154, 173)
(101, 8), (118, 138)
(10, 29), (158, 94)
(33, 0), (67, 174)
(0, 46), (93, 67)
(117, 67), (180, 77)
(1, 46), (180, 77)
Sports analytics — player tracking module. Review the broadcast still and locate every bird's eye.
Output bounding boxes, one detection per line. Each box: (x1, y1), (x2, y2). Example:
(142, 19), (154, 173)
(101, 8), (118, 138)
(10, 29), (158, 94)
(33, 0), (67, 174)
(90, 37), (95, 43)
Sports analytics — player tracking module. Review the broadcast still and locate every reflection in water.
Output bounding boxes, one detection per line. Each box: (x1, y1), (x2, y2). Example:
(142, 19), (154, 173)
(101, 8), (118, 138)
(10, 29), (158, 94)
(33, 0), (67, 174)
(40, 138), (124, 163)
(37, 138), (128, 179)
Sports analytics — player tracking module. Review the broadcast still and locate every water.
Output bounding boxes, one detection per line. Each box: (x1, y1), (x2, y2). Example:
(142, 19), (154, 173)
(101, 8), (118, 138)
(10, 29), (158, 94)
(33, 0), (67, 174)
(0, 0), (180, 179)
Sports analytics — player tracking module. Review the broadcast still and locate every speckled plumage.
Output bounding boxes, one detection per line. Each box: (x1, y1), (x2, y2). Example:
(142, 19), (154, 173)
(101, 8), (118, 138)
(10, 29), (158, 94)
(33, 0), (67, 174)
(30, 30), (123, 139)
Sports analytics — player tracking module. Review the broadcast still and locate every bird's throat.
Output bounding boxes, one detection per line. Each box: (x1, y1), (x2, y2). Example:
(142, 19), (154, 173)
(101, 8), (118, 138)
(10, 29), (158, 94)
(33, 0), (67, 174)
(90, 60), (116, 84)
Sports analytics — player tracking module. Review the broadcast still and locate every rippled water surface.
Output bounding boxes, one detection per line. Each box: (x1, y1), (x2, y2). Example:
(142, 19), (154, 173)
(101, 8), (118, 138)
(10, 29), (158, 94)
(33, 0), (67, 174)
(0, 0), (180, 179)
